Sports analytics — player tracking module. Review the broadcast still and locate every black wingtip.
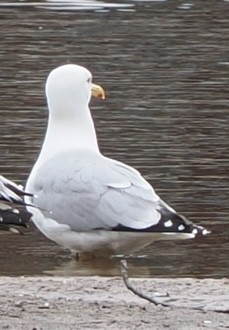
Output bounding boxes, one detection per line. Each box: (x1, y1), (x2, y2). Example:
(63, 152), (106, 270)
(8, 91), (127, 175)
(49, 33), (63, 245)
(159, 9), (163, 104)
(149, 210), (209, 236)
(113, 209), (210, 237)
(0, 209), (32, 229)
(0, 176), (34, 232)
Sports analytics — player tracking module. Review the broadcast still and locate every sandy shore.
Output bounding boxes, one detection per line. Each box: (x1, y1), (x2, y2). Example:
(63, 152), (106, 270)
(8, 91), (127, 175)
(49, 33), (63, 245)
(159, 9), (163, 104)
(1, 276), (229, 330)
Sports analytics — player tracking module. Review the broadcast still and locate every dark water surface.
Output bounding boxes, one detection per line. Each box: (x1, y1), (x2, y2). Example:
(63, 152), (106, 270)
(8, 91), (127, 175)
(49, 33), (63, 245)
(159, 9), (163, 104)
(0, 0), (228, 278)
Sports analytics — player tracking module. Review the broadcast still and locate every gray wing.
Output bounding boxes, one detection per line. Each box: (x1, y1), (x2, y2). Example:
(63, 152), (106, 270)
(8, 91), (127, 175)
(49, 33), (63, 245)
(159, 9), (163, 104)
(31, 151), (163, 232)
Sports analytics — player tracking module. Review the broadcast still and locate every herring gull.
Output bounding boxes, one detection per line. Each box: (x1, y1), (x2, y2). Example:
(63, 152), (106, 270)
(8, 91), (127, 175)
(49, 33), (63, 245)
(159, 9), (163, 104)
(0, 175), (32, 233)
(26, 64), (209, 256)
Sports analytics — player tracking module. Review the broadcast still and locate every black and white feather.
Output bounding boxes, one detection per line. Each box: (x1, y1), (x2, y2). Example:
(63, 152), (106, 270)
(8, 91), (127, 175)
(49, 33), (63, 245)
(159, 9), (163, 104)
(0, 175), (33, 233)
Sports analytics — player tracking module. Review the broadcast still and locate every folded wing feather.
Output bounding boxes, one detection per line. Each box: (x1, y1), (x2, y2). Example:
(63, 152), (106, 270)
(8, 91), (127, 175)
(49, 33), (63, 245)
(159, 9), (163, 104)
(31, 151), (162, 232)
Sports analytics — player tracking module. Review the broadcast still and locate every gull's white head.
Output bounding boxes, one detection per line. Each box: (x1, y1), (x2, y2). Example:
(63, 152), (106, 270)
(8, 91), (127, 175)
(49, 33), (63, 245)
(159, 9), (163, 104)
(45, 64), (105, 118)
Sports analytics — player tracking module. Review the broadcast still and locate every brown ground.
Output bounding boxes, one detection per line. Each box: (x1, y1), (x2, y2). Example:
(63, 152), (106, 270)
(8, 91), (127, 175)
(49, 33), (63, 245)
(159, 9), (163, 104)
(1, 276), (229, 330)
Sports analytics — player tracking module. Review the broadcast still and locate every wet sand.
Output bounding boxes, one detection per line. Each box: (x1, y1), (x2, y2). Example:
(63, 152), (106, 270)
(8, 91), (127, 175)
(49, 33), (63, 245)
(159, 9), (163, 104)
(1, 276), (229, 330)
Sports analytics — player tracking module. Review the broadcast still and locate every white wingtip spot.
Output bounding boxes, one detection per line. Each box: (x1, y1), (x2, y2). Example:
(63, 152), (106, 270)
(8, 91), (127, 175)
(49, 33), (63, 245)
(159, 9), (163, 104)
(202, 229), (210, 235)
(178, 224), (185, 231)
(192, 228), (198, 235)
(9, 227), (20, 234)
(164, 220), (173, 228)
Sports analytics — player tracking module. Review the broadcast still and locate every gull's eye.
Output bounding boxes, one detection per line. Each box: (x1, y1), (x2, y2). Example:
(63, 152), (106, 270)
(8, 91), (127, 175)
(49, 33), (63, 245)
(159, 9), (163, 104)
(87, 77), (92, 83)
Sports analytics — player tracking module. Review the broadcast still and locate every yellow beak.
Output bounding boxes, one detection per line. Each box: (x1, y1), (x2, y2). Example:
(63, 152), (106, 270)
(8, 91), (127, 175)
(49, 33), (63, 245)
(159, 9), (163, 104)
(91, 83), (105, 100)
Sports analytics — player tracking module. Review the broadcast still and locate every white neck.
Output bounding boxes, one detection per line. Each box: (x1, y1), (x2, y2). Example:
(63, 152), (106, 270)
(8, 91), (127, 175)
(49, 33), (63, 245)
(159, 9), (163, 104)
(33, 104), (100, 172)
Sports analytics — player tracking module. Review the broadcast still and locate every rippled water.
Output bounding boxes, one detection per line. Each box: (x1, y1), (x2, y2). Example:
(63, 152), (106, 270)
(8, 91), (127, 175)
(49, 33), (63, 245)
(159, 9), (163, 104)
(0, 0), (228, 278)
